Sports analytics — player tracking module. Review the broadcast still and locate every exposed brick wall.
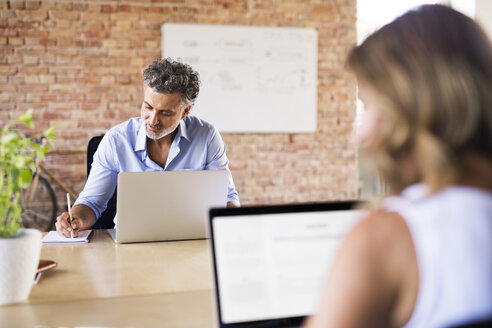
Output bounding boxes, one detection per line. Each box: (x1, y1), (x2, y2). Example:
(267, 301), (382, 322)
(1, 0), (358, 210)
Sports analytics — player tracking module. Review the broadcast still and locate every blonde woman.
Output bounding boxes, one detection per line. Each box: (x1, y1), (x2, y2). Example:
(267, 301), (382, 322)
(305, 5), (492, 328)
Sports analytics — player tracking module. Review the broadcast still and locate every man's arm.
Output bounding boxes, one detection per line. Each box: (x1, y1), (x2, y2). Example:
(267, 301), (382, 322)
(55, 204), (96, 237)
(55, 133), (119, 237)
(206, 127), (240, 205)
(227, 201), (240, 208)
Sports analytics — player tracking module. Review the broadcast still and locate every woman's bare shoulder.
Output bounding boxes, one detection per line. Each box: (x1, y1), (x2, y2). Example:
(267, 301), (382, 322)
(345, 209), (412, 258)
(304, 209), (418, 328)
(347, 209), (418, 326)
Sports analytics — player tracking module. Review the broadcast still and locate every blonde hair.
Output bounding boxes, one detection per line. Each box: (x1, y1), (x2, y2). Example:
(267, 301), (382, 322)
(348, 4), (492, 194)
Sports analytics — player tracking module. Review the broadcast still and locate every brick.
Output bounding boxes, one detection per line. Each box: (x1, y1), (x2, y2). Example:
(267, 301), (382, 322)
(17, 66), (47, 74)
(8, 36), (23, 45)
(7, 19), (24, 29)
(110, 12), (138, 22)
(56, 129), (89, 140)
(79, 120), (112, 129)
(70, 94), (84, 102)
(101, 39), (117, 48)
(115, 21), (132, 32)
(6, 55), (22, 65)
(101, 76), (115, 85)
(17, 9), (48, 20)
(22, 54), (38, 65)
(130, 57), (145, 67)
(49, 83), (74, 93)
(41, 37), (56, 46)
(86, 4), (102, 12)
(24, 36), (41, 45)
(39, 74), (55, 84)
(10, 1), (25, 10)
(116, 75), (131, 84)
(72, 3), (88, 11)
(0, 82), (18, 92)
(25, 1), (41, 10)
(50, 119), (78, 129)
(129, 39), (144, 48)
(49, 10), (79, 21)
(136, 49), (160, 58)
(18, 83), (49, 92)
(0, 27), (18, 36)
(40, 55), (56, 66)
(101, 4), (117, 13)
(17, 47), (45, 56)
(48, 102), (76, 111)
(16, 102), (46, 111)
(0, 93), (10, 102)
(79, 48), (107, 57)
(81, 102), (106, 111)
(55, 37), (71, 47)
(144, 40), (158, 49)
(40, 94), (56, 102)
(56, 2), (73, 11)
(54, 19), (71, 29)
(24, 74), (40, 83)
(117, 4), (131, 12)
(0, 104), (14, 112)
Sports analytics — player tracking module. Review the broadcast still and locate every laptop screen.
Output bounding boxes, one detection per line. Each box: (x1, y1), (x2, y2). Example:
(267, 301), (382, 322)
(209, 202), (363, 327)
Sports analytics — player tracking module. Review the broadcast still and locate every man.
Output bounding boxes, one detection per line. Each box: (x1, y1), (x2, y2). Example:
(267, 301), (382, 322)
(56, 58), (240, 237)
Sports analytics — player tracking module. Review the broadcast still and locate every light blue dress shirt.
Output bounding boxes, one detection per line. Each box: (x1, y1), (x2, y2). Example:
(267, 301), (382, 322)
(74, 116), (239, 220)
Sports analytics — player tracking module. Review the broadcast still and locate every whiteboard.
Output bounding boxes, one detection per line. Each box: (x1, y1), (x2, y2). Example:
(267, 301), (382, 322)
(161, 23), (318, 133)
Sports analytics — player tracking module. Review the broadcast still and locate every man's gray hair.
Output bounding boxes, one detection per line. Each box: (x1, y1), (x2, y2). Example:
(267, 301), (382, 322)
(142, 58), (200, 108)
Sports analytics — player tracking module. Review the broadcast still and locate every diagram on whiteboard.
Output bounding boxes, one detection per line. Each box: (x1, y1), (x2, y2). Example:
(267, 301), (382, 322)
(162, 23), (318, 133)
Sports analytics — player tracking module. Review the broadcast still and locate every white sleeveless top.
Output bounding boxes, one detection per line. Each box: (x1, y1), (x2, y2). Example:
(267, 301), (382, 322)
(383, 184), (492, 328)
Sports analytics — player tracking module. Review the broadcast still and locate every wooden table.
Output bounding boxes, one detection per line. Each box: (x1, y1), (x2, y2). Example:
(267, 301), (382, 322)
(0, 230), (216, 327)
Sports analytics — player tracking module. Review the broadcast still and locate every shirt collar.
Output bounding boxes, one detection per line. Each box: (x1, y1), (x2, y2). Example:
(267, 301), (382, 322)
(134, 118), (190, 152)
(177, 119), (190, 142)
(135, 120), (147, 152)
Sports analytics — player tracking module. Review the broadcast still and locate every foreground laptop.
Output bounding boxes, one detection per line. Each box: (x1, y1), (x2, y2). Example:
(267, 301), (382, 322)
(109, 170), (228, 243)
(209, 201), (363, 328)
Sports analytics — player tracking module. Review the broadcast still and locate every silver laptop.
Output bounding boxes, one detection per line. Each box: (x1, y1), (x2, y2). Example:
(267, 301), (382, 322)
(209, 201), (363, 328)
(108, 170), (228, 243)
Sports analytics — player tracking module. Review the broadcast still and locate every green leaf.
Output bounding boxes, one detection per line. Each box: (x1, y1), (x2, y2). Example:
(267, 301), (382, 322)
(43, 125), (57, 140)
(13, 156), (26, 169)
(20, 168), (32, 188)
(30, 141), (41, 153)
(1, 132), (18, 145)
(19, 109), (34, 129)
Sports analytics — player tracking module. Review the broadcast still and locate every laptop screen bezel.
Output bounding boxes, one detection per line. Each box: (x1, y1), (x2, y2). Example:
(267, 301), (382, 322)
(209, 201), (360, 328)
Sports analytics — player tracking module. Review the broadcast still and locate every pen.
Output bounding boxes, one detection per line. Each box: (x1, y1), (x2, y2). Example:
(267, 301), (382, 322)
(66, 193), (74, 239)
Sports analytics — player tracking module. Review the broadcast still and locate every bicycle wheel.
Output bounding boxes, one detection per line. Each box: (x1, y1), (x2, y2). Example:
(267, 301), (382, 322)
(20, 174), (58, 232)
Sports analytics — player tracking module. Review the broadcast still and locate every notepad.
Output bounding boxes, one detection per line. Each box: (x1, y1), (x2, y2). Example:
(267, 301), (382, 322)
(41, 230), (93, 244)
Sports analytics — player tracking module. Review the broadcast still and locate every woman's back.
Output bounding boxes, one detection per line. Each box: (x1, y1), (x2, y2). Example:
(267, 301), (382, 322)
(384, 185), (492, 327)
(305, 5), (492, 328)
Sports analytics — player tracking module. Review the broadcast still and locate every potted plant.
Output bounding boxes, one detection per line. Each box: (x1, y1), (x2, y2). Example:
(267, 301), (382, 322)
(0, 109), (56, 305)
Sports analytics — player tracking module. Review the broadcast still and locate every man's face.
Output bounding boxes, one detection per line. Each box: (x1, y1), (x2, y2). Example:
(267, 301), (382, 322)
(141, 85), (190, 140)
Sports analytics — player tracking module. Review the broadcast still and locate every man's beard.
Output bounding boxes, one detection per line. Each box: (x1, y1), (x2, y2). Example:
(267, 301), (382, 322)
(144, 120), (180, 140)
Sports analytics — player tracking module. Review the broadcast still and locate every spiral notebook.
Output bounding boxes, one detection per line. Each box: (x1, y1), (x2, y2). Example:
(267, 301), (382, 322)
(41, 230), (93, 244)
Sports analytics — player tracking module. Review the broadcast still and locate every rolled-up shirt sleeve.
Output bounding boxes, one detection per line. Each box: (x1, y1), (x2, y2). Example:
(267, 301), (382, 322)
(74, 133), (118, 220)
(205, 126), (240, 204)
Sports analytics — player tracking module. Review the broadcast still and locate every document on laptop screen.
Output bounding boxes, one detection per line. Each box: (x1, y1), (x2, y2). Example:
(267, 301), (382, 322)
(212, 210), (362, 324)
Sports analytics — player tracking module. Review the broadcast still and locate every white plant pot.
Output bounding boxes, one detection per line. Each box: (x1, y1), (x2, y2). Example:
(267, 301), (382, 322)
(0, 228), (41, 306)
